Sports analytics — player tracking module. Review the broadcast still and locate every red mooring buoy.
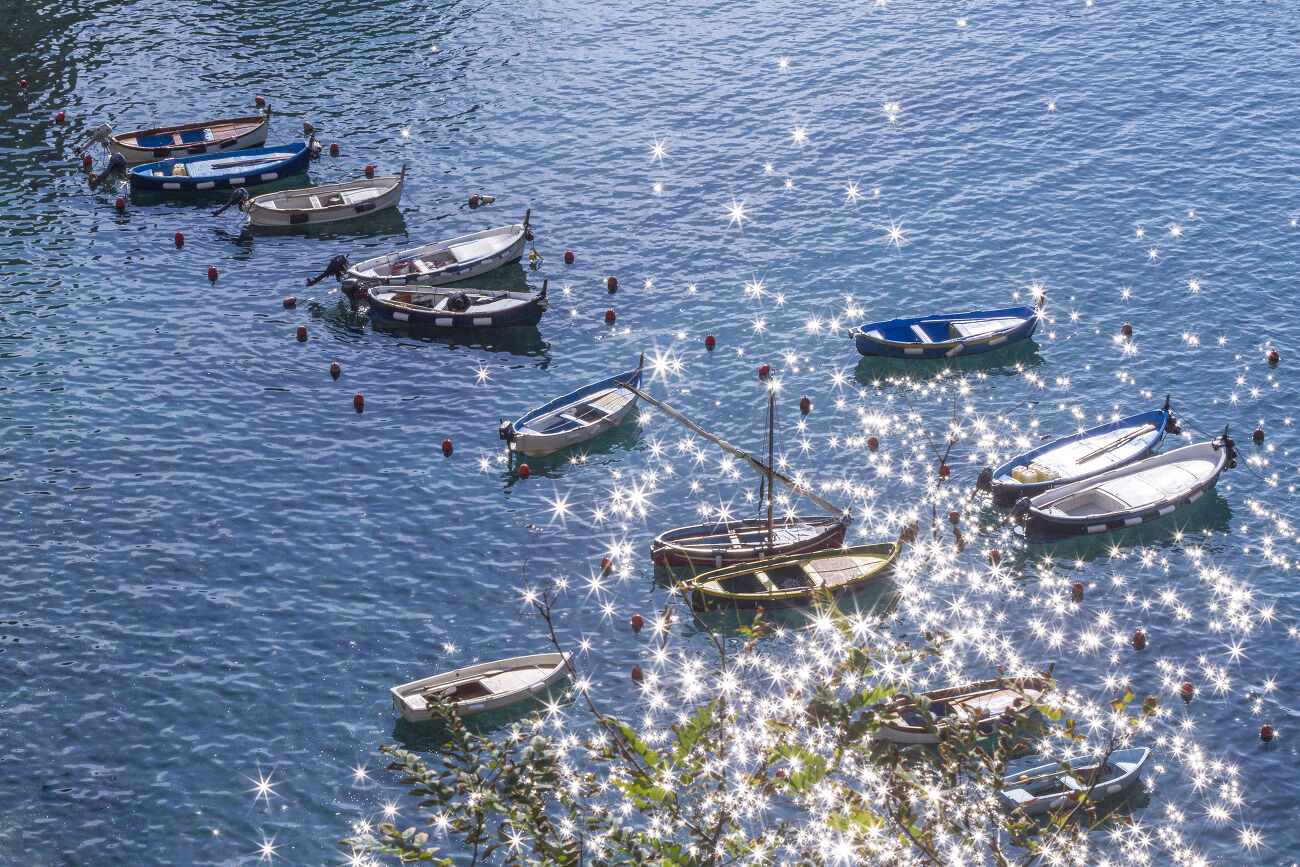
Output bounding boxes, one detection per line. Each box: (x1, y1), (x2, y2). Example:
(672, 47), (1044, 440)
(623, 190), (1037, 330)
(468, 194), (480, 208)
(330, 362), (341, 380)
(55, 110), (65, 123)
(600, 556), (613, 572)
(114, 196), (125, 213)
(799, 396), (811, 414)
(563, 250), (574, 264)
(938, 463), (950, 478)
(353, 393), (364, 413)
(988, 549), (1001, 566)
(82, 154), (93, 168)
(948, 510), (960, 525)
(759, 363), (771, 378)
(283, 296), (296, 309)
(1121, 322), (1133, 337)
(174, 231), (184, 248)
(19, 78), (27, 89)
(705, 334), (716, 349)
(364, 164), (374, 178)
(442, 438), (453, 455)
(605, 308), (616, 323)
(207, 266), (218, 282)
(606, 275), (618, 291)
(867, 435), (879, 451)
(1072, 581), (1084, 601)
(296, 325), (307, 341)
(518, 463), (531, 478)
(1180, 681), (1195, 702)
(1132, 629), (1147, 651)
(302, 121), (314, 136)
(1267, 349), (1280, 365)
(630, 613), (644, 634)
(631, 665), (645, 685)
(255, 95), (265, 107)
(1253, 427), (1265, 443)
(1261, 724), (1275, 743)
(329, 142), (339, 156)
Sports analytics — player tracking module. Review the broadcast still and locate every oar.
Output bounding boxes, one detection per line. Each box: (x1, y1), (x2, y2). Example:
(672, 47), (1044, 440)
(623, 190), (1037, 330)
(209, 155), (284, 170)
(1073, 424), (1156, 466)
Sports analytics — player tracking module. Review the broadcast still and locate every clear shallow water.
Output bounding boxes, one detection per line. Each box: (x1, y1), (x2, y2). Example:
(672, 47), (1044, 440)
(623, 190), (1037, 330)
(2, 0), (1298, 862)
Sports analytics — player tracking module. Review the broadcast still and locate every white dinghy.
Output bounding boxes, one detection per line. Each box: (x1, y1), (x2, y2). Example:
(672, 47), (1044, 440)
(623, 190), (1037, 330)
(216, 167), (404, 227)
(344, 211), (532, 287)
(1013, 431), (1236, 541)
(1000, 747), (1150, 815)
(391, 652), (572, 722)
(499, 355), (643, 458)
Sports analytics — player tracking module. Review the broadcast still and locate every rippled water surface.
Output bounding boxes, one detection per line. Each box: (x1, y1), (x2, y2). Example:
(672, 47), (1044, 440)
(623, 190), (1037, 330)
(2, 0), (1299, 862)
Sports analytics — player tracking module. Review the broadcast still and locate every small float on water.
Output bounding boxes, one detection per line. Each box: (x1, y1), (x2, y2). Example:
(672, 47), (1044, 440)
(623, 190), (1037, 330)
(1001, 747), (1150, 815)
(681, 543), (899, 610)
(852, 294), (1044, 359)
(215, 166), (404, 226)
(390, 652), (572, 722)
(499, 355), (644, 458)
(980, 398), (1180, 507)
(873, 674), (1052, 744)
(1012, 430), (1236, 541)
(128, 140), (317, 193)
(81, 110), (271, 164)
(340, 212), (532, 287)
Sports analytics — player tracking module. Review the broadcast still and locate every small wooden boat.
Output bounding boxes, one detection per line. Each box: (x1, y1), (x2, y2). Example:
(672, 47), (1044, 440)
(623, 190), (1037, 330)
(356, 279), (548, 329)
(499, 356), (643, 458)
(980, 398), (1180, 507)
(873, 674), (1052, 744)
(82, 111), (271, 164)
(346, 212), (532, 287)
(128, 141), (316, 193)
(681, 542), (899, 610)
(1012, 432), (1236, 541)
(852, 296), (1043, 359)
(217, 167), (404, 226)
(1000, 747), (1150, 815)
(391, 652), (572, 722)
(652, 515), (851, 568)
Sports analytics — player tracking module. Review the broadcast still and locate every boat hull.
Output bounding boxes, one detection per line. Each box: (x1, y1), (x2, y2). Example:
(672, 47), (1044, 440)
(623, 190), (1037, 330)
(986, 409), (1173, 507)
(502, 362), (643, 459)
(1015, 439), (1232, 542)
(853, 306), (1039, 359)
(128, 143), (312, 192)
(348, 225), (527, 287)
(683, 542), (899, 610)
(245, 175), (403, 226)
(366, 287), (547, 329)
(109, 113), (270, 164)
(651, 515), (850, 568)
(874, 675), (1050, 744)
(390, 652), (571, 723)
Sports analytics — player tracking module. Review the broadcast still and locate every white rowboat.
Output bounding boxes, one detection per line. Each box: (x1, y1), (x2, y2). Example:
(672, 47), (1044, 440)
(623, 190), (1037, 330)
(237, 167), (404, 226)
(499, 356), (643, 458)
(391, 652), (572, 722)
(85, 112), (271, 164)
(347, 212), (531, 286)
(1000, 747), (1150, 815)
(873, 675), (1052, 744)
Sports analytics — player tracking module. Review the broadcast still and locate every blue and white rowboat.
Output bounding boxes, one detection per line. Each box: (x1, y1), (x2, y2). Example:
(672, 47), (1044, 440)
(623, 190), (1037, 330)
(852, 297), (1043, 359)
(1001, 747), (1150, 815)
(128, 141), (314, 192)
(499, 356), (644, 458)
(346, 212), (532, 287)
(980, 399), (1180, 507)
(1012, 432), (1236, 542)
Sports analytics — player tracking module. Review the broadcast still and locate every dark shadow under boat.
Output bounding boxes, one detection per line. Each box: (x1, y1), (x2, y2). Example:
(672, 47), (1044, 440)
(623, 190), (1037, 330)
(389, 689), (573, 748)
(1017, 488), (1232, 555)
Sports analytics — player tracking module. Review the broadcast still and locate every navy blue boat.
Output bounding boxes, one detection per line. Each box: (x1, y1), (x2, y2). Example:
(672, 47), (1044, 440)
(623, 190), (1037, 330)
(352, 279), (548, 330)
(128, 141), (315, 192)
(979, 399), (1180, 507)
(853, 297), (1043, 359)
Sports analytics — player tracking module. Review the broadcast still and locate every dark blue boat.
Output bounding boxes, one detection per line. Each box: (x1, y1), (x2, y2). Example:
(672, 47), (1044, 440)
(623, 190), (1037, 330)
(354, 280), (548, 330)
(979, 400), (1180, 507)
(128, 142), (315, 192)
(852, 299), (1042, 359)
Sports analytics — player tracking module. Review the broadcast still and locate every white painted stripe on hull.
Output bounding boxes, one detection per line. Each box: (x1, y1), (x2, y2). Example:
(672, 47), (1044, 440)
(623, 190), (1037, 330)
(196, 181), (214, 190)
(393, 312), (409, 321)
(1086, 524), (1107, 534)
(435, 318), (453, 327)
(162, 182), (180, 190)
(473, 317), (493, 326)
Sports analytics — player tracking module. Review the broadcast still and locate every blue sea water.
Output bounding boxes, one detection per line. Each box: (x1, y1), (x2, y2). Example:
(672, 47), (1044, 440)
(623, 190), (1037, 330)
(2, 0), (1298, 862)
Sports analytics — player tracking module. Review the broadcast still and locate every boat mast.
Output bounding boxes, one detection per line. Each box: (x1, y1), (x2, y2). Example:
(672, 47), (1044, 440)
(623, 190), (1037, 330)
(766, 388), (775, 552)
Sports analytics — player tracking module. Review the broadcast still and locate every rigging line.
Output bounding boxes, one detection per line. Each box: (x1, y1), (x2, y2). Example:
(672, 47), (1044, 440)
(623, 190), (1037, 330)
(618, 381), (848, 518)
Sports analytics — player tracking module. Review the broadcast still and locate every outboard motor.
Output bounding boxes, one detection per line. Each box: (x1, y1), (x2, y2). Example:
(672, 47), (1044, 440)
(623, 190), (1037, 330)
(307, 135), (322, 161)
(213, 188), (250, 217)
(1162, 394), (1181, 435)
(79, 122), (113, 156)
(1011, 497), (1033, 525)
(1217, 425), (1237, 469)
(976, 466), (994, 493)
(89, 153), (127, 189)
(522, 208), (533, 242)
(498, 419), (516, 446)
(339, 278), (365, 312)
(307, 254), (350, 286)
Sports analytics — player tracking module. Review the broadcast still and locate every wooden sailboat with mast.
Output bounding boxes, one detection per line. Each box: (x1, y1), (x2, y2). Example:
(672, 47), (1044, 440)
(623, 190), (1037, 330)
(620, 382), (852, 568)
